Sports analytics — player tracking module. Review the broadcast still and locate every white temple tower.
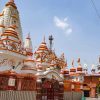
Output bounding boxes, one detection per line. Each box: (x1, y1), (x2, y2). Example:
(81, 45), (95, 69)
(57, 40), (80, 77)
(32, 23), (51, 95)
(0, 0), (23, 42)
(0, 0), (27, 71)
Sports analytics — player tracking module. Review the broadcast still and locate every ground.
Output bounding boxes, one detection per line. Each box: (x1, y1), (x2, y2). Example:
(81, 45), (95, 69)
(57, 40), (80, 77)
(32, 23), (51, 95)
(86, 98), (100, 100)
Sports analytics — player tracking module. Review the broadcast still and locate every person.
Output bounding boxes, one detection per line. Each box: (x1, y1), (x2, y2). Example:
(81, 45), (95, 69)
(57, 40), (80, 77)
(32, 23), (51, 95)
(96, 93), (98, 98)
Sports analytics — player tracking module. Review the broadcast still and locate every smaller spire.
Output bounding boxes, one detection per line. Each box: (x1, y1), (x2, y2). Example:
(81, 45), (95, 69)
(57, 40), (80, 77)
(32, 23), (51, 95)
(60, 53), (65, 60)
(77, 58), (81, 66)
(72, 59), (74, 67)
(99, 56), (100, 64)
(91, 64), (95, 70)
(24, 33), (33, 54)
(83, 64), (88, 74)
(9, 0), (14, 3)
(70, 59), (76, 73)
(66, 60), (68, 67)
(26, 33), (30, 39)
(91, 64), (96, 74)
(43, 35), (46, 43)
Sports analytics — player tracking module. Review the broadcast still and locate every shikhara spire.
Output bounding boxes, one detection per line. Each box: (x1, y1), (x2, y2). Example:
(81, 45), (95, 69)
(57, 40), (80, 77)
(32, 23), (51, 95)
(24, 33), (33, 54)
(0, 0), (23, 42)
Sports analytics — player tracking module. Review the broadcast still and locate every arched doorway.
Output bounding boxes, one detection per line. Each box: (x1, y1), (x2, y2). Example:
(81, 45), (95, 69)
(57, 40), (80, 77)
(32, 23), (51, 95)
(41, 78), (62, 100)
(83, 84), (90, 97)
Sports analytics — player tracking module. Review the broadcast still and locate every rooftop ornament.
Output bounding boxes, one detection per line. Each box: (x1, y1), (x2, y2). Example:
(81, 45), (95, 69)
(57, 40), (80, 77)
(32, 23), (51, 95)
(9, 0), (14, 3)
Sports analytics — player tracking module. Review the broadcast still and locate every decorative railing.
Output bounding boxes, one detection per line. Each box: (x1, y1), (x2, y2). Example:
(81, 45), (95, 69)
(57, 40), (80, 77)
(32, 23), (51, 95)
(0, 91), (36, 100)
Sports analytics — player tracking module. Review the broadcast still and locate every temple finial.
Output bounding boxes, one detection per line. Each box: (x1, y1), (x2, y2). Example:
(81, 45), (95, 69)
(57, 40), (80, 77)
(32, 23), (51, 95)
(77, 58), (81, 65)
(26, 33), (30, 39)
(9, 0), (14, 3)
(66, 60), (68, 67)
(72, 59), (74, 67)
(24, 33), (33, 54)
(43, 35), (45, 43)
(99, 56), (100, 64)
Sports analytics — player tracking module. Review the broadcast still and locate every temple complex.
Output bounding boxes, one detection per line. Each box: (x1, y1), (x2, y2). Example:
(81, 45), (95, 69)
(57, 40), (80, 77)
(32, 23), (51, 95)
(0, 0), (100, 100)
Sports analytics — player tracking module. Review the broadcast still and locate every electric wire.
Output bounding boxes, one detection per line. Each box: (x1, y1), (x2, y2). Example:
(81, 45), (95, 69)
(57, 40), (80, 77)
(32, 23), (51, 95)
(90, 0), (100, 19)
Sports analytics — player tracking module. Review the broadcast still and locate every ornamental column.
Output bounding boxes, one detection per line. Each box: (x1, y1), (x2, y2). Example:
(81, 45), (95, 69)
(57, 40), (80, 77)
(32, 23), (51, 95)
(17, 77), (23, 91)
(59, 82), (64, 100)
(36, 79), (42, 100)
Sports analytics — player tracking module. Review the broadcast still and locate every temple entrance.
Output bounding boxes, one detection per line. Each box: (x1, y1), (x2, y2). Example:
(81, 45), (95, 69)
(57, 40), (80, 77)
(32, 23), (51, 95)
(84, 90), (90, 97)
(41, 78), (62, 100)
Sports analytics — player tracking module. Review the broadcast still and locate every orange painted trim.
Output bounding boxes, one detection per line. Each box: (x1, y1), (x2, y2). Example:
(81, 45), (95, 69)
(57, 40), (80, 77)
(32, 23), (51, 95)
(0, 71), (37, 79)
(5, 2), (17, 9)
(0, 48), (27, 56)
(1, 33), (19, 39)
(1, 38), (21, 44)
(26, 52), (33, 56)
(0, 25), (5, 28)
(21, 67), (36, 71)
(5, 30), (18, 35)
(0, 13), (3, 16)
(24, 60), (34, 62)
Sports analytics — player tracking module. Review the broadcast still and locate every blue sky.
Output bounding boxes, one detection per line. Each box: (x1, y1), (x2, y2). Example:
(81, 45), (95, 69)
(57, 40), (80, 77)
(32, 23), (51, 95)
(0, 0), (100, 69)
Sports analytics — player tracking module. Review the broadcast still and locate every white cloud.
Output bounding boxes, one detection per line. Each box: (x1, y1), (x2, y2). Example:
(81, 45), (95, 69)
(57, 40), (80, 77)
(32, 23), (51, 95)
(54, 16), (72, 35)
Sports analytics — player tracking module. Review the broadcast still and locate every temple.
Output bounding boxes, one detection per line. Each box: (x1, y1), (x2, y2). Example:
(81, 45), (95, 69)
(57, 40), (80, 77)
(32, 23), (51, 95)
(0, 0), (100, 100)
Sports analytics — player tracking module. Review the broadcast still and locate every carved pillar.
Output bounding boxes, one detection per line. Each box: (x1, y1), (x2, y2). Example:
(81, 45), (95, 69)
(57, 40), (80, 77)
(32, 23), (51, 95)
(17, 77), (23, 91)
(36, 79), (42, 100)
(90, 87), (96, 98)
(89, 83), (96, 98)
(59, 82), (64, 100)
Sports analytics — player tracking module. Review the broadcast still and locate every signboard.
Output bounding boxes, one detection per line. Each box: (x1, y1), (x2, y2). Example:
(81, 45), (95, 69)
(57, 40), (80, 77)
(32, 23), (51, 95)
(8, 78), (15, 86)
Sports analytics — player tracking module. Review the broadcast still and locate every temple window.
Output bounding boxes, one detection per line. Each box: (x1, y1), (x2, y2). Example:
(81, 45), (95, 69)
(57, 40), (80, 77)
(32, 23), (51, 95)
(14, 20), (16, 24)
